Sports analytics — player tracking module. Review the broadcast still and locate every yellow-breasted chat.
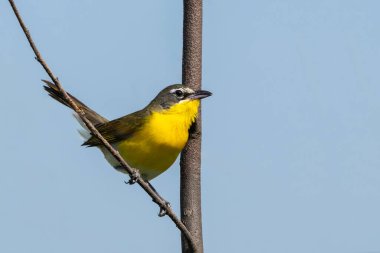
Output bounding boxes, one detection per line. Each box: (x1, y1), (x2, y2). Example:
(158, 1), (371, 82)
(43, 80), (212, 181)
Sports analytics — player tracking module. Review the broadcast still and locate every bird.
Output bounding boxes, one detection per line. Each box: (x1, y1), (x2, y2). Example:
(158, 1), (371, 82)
(43, 80), (212, 183)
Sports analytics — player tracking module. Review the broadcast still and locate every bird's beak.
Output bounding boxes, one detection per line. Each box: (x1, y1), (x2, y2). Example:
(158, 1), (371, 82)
(188, 90), (213, 100)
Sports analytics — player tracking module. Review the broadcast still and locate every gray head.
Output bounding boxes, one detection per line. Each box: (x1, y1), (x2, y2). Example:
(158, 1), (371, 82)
(147, 84), (212, 110)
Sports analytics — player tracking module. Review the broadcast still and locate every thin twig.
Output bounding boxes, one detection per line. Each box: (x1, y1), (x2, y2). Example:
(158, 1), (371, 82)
(8, 0), (197, 251)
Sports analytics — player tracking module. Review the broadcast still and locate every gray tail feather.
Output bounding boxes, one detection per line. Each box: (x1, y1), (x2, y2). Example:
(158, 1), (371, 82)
(43, 79), (109, 143)
(42, 79), (109, 126)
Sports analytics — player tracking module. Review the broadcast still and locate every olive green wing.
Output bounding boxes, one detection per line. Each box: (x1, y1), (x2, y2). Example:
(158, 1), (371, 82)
(82, 109), (149, 147)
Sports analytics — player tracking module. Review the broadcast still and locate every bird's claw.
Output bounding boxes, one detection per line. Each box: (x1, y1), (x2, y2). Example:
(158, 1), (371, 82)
(127, 178), (137, 185)
(158, 208), (166, 217)
(158, 201), (171, 217)
(125, 170), (140, 185)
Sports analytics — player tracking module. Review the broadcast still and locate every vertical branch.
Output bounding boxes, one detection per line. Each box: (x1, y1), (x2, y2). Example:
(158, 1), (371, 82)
(181, 0), (203, 253)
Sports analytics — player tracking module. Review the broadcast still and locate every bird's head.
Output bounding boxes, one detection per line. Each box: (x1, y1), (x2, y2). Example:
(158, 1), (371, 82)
(148, 84), (212, 110)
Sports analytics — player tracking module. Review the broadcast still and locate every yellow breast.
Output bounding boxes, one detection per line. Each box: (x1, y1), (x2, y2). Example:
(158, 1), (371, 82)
(116, 99), (200, 180)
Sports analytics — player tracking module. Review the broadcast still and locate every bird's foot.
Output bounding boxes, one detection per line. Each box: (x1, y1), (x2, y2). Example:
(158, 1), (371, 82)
(124, 170), (140, 185)
(158, 201), (171, 217)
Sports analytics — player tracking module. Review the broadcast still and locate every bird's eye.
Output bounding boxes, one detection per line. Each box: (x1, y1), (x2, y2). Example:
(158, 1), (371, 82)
(175, 89), (184, 98)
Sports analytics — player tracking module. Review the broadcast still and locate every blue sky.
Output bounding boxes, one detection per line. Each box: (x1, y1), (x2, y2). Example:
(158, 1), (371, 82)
(1, 0), (380, 252)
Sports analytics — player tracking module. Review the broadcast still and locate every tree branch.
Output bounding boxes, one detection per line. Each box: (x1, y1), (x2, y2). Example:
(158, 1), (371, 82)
(8, 0), (197, 251)
(181, 0), (204, 253)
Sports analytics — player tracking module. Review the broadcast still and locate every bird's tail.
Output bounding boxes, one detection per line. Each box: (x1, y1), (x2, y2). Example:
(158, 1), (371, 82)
(42, 79), (109, 131)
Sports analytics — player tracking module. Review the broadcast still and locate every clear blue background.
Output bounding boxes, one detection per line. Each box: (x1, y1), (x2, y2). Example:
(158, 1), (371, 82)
(1, 0), (380, 252)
